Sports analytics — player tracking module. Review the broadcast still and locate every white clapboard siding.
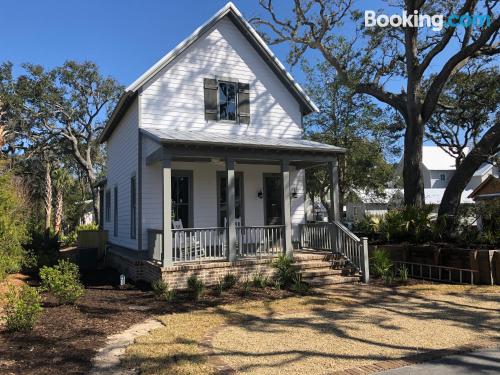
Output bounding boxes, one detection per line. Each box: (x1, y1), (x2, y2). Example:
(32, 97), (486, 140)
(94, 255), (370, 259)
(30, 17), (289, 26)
(140, 156), (306, 249)
(103, 98), (139, 250)
(140, 17), (303, 139)
(140, 135), (163, 250)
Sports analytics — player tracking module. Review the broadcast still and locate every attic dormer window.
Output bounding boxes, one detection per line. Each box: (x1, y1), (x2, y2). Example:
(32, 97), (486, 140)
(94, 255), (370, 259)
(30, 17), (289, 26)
(204, 78), (250, 124)
(218, 81), (237, 121)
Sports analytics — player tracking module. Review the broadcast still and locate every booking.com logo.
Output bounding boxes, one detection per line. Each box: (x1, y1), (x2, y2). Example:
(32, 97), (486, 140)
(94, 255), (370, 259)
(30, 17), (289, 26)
(365, 10), (491, 31)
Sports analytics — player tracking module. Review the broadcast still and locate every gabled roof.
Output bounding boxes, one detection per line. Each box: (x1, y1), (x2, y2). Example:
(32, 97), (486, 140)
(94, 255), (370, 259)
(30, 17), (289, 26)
(141, 128), (346, 154)
(468, 175), (500, 199)
(99, 2), (318, 144)
(473, 162), (493, 177)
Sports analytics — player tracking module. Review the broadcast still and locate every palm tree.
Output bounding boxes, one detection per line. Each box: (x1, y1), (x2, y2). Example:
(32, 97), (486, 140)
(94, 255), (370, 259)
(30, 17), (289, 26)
(53, 167), (72, 235)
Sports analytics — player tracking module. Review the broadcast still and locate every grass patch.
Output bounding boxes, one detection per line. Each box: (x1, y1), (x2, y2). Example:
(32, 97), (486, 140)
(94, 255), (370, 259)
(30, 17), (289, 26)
(123, 283), (500, 375)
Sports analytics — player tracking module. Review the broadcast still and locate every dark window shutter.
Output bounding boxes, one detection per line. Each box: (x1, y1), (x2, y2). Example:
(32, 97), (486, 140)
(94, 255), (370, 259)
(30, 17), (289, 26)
(238, 82), (250, 124)
(204, 78), (218, 121)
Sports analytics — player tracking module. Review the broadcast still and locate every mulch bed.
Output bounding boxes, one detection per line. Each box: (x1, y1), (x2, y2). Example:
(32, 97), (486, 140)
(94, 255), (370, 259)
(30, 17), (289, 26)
(0, 269), (292, 375)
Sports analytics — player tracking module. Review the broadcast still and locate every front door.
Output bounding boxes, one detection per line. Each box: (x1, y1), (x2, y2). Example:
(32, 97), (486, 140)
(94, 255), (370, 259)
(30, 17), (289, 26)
(264, 174), (282, 225)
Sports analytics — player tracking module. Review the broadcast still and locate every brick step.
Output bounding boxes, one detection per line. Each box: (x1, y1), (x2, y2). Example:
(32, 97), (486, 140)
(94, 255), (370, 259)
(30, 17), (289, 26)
(298, 268), (343, 278)
(293, 253), (332, 262)
(292, 259), (348, 270)
(305, 275), (361, 287)
(292, 261), (334, 270)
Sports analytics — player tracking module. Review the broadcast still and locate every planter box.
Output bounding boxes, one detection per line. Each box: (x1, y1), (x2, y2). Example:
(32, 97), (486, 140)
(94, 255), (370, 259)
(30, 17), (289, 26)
(77, 230), (108, 262)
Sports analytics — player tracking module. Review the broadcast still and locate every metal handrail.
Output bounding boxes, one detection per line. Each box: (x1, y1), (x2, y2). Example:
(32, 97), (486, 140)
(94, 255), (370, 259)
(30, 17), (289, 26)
(299, 222), (369, 283)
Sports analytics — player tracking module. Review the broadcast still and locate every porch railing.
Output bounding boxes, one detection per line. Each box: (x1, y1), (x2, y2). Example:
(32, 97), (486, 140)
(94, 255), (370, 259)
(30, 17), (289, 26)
(172, 227), (227, 263)
(148, 227), (227, 263)
(299, 222), (369, 283)
(236, 225), (284, 257)
(393, 260), (479, 285)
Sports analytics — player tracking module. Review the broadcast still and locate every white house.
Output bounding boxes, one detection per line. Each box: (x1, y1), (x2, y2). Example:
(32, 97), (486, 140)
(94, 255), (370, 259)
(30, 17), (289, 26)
(97, 3), (360, 287)
(346, 146), (498, 222)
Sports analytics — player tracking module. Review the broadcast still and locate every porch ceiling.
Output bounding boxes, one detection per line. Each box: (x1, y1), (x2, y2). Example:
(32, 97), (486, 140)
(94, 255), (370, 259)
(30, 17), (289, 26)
(142, 128), (345, 166)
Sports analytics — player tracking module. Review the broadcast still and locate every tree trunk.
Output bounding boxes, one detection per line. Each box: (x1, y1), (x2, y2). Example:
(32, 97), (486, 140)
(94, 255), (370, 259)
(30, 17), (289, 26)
(403, 114), (426, 206)
(44, 161), (52, 232)
(54, 188), (63, 234)
(438, 120), (500, 218)
(91, 186), (99, 226)
(320, 194), (331, 222)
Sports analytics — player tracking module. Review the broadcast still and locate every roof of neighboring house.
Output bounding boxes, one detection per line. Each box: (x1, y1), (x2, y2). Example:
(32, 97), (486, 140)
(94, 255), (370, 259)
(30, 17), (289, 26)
(423, 188), (474, 204)
(353, 189), (403, 204)
(468, 175), (500, 200)
(99, 2), (318, 144)
(141, 128), (346, 154)
(473, 162), (494, 176)
(354, 187), (474, 205)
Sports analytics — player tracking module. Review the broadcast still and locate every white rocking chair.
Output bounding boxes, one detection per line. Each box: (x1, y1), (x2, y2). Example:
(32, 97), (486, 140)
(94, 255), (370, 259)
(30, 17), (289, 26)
(172, 220), (206, 260)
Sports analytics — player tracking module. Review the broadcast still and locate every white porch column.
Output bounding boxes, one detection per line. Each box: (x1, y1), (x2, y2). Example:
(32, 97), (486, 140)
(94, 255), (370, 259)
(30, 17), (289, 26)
(162, 157), (173, 267)
(226, 157), (237, 262)
(328, 158), (340, 221)
(329, 158), (340, 254)
(281, 159), (293, 256)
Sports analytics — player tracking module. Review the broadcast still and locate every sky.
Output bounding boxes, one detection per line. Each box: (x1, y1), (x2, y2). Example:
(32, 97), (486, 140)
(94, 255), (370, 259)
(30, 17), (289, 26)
(2, 0), (496, 157)
(1, 0), (304, 86)
(2, 0), (480, 94)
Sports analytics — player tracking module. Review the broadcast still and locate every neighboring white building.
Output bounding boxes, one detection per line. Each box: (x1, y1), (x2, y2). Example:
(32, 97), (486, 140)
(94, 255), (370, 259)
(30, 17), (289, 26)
(98, 3), (345, 266)
(346, 146), (498, 222)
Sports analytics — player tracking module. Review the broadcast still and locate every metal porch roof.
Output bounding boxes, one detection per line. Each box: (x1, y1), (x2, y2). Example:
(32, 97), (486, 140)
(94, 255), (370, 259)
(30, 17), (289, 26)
(141, 128), (345, 154)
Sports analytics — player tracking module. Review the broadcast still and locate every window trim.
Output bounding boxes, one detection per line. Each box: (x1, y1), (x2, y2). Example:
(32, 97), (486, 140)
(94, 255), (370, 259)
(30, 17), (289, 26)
(105, 190), (111, 222)
(439, 173), (446, 181)
(217, 80), (238, 122)
(130, 176), (137, 239)
(113, 186), (118, 237)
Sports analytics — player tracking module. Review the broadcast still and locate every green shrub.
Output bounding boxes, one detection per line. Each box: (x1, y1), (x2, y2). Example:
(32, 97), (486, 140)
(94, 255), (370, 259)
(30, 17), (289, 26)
(222, 273), (237, 290)
(39, 259), (85, 304)
(151, 279), (175, 302)
(251, 272), (268, 288)
(272, 255), (296, 288)
(215, 278), (224, 296)
(25, 230), (60, 269)
(187, 275), (204, 301)
(0, 173), (29, 281)
(398, 264), (409, 282)
(3, 285), (42, 331)
(380, 205), (433, 243)
(60, 231), (77, 247)
(370, 249), (393, 279)
(76, 223), (99, 231)
(241, 278), (251, 296)
(290, 273), (308, 294)
(382, 271), (395, 286)
(353, 215), (383, 235)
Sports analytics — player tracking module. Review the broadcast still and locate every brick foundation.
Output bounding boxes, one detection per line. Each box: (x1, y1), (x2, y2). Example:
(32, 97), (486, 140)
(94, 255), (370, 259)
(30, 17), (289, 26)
(106, 247), (145, 281)
(106, 246), (277, 289)
(145, 258), (276, 289)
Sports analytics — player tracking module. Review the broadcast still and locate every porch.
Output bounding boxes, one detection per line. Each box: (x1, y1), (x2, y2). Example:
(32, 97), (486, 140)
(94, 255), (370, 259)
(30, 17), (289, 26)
(142, 222), (369, 289)
(138, 128), (369, 287)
